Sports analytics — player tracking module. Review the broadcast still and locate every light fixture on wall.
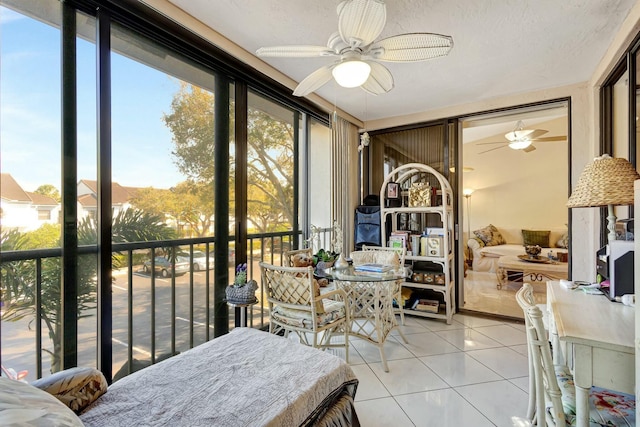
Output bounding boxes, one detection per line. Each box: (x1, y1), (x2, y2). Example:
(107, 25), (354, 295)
(566, 154), (640, 242)
(463, 188), (474, 267)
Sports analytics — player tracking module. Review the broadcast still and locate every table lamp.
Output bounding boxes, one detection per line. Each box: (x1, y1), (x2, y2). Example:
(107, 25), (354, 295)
(566, 154), (640, 242)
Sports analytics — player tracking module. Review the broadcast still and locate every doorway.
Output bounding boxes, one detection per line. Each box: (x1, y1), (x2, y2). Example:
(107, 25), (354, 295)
(460, 102), (570, 318)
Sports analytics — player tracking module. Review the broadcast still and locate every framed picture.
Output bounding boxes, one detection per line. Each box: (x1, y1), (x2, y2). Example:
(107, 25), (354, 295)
(386, 182), (400, 199)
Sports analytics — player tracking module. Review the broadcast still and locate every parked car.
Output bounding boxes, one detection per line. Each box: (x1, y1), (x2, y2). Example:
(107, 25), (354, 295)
(143, 256), (190, 277)
(208, 247), (236, 266)
(178, 250), (212, 271)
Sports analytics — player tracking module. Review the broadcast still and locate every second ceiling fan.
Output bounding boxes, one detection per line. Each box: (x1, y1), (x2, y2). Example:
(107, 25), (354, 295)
(476, 120), (566, 154)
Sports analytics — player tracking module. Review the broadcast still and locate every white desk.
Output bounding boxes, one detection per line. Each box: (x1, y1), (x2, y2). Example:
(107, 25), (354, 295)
(547, 281), (635, 427)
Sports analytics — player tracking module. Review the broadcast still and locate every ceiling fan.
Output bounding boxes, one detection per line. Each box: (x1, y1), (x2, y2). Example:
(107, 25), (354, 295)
(476, 120), (566, 154)
(256, 0), (453, 97)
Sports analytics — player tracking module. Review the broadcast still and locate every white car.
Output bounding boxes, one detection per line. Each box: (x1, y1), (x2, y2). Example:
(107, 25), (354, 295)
(180, 250), (212, 271)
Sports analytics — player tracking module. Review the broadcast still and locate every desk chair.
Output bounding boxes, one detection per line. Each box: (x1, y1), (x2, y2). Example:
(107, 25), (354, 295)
(516, 283), (635, 426)
(260, 262), (350, 362)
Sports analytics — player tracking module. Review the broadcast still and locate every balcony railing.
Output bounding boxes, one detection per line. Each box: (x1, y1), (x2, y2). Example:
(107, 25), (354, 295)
(0, 228), (332, 381)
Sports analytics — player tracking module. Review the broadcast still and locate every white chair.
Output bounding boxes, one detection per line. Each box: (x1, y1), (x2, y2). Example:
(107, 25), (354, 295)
(259, 262), (350, 362)
(515, 283), (635, 426)
(353, 245), (407, 325)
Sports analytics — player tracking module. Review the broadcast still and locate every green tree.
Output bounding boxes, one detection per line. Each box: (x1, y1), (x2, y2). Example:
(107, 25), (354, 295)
(34, 184), (61, 203)
(0, 209), (175, 372)
(130, 182), (213, 237)
(162, 83), (294, 234)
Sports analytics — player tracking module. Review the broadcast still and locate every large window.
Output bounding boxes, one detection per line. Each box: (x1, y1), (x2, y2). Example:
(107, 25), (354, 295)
(0, 0), (328, 381)
(0, 1), (63, 380)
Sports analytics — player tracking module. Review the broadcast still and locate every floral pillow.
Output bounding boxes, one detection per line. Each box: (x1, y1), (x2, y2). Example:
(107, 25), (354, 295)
(556, 232), (569, 249)
(473, 224), (506, 247)
(30, 367), (107, 413)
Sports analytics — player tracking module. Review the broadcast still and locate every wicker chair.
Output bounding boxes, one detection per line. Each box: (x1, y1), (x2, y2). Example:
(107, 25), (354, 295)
(283, 248), (313, 267)
(259, 262), (350, 362)
(352, 245), (407, 325)
(515, 283), (636, 426)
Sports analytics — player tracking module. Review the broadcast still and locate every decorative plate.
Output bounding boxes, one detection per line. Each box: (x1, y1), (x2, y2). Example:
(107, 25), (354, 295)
(517, 255), (551, 264)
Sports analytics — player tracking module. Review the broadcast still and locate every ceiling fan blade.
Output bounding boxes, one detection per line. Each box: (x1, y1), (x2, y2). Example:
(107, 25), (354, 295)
(528, 129), (548, 139)
(523, 145), (537, 153)
(361, 61), (394, 95)
(367, 33), (454, 62)
(532, 136), (566, 142)
(476, 141), (508, 146)
(256, 45), (336, 58)
(338, 0), (386, 48)
(292, 65), (335, 96)
(478, 145), (507, 155)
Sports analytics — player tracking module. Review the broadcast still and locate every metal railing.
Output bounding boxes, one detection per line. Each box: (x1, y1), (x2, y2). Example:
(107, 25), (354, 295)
(0, 228), (332, 381)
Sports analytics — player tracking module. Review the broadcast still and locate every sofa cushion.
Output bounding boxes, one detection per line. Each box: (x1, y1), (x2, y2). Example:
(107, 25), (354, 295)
(522, 229), (551, 247)
(473, 224), (506, 246)
(0, 377), (84, 426)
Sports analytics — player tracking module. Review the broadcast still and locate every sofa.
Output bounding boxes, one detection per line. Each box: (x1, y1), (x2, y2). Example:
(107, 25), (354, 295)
(0, 328), (360, 427)
(467, 225), (568, 273)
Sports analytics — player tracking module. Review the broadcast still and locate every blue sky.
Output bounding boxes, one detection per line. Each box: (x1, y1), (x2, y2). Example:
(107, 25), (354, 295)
(1, 6), (185, 192)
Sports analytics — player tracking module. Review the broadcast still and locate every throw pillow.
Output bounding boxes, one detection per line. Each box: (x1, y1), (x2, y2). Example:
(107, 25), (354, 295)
(31, 367), (107, 413)
(0, 377), (84, 426)
(522, 229), (551, 247)
(473, 224), (506, 246)
(557, 232), (569, 248)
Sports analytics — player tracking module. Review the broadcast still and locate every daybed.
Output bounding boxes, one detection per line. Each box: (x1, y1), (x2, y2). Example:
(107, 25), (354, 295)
(0, 328), (360, 427)
(468, 225), (568, 273)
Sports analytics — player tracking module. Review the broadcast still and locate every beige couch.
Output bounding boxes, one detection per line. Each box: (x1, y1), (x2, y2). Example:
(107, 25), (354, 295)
(468, 227), (568, 273)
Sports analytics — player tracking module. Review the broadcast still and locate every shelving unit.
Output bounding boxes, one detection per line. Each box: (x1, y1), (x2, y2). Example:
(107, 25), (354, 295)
(380, 163), (455, 324)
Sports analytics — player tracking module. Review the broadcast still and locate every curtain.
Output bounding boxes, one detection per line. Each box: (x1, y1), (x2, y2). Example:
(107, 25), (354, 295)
(331, 114), (359, 255)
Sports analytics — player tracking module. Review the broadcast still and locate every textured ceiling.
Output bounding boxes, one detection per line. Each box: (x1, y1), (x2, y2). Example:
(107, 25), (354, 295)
(165, 0), (634, 122)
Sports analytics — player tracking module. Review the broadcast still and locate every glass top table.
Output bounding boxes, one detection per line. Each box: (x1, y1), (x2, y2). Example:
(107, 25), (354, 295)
(323, 266), (408, 372)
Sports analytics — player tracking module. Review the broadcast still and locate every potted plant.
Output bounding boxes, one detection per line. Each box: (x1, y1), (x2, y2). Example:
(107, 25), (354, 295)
(312, 249), (339, 270)
(225, 263), (258, 303)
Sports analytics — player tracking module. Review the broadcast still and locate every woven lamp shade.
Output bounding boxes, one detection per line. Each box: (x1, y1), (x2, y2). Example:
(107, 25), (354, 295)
(567, 154), (640, 208)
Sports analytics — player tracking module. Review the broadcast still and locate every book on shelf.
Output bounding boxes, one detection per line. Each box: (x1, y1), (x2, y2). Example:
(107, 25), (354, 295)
(411, 299), (439, 313)
(354, 263), (394, 273)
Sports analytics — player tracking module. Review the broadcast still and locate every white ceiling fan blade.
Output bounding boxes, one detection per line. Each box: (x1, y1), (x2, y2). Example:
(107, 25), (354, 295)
(361, 61), (393, 95)
(256, 45), (336, 58)
(338, 0), (386, 48)
(523, 145), (537, 153)
(368, 33), (454, 62)
(292, 65), (335, 97)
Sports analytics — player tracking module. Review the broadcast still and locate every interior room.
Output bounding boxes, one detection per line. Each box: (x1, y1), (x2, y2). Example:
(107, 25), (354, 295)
(461, 105), (569, 318)
(1, 1), (640, 426)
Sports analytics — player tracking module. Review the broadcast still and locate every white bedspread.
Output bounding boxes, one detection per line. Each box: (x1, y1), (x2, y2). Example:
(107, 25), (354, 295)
(80, 328), (357, 427)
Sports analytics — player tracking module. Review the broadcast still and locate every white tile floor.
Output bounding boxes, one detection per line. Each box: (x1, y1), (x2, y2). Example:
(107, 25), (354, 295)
(338, 313), (530, 427)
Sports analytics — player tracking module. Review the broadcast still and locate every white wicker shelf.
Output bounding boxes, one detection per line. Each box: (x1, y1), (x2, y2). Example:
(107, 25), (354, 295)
(380, 163), (456, 324)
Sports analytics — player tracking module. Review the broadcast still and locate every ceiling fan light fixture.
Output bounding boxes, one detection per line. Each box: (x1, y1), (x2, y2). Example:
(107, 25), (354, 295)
(508, 138), (532, 150)
(332, 59), (371, 88)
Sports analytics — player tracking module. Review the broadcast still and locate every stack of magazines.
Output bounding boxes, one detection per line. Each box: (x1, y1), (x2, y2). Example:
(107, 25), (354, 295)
(353, 263), (394, 276)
